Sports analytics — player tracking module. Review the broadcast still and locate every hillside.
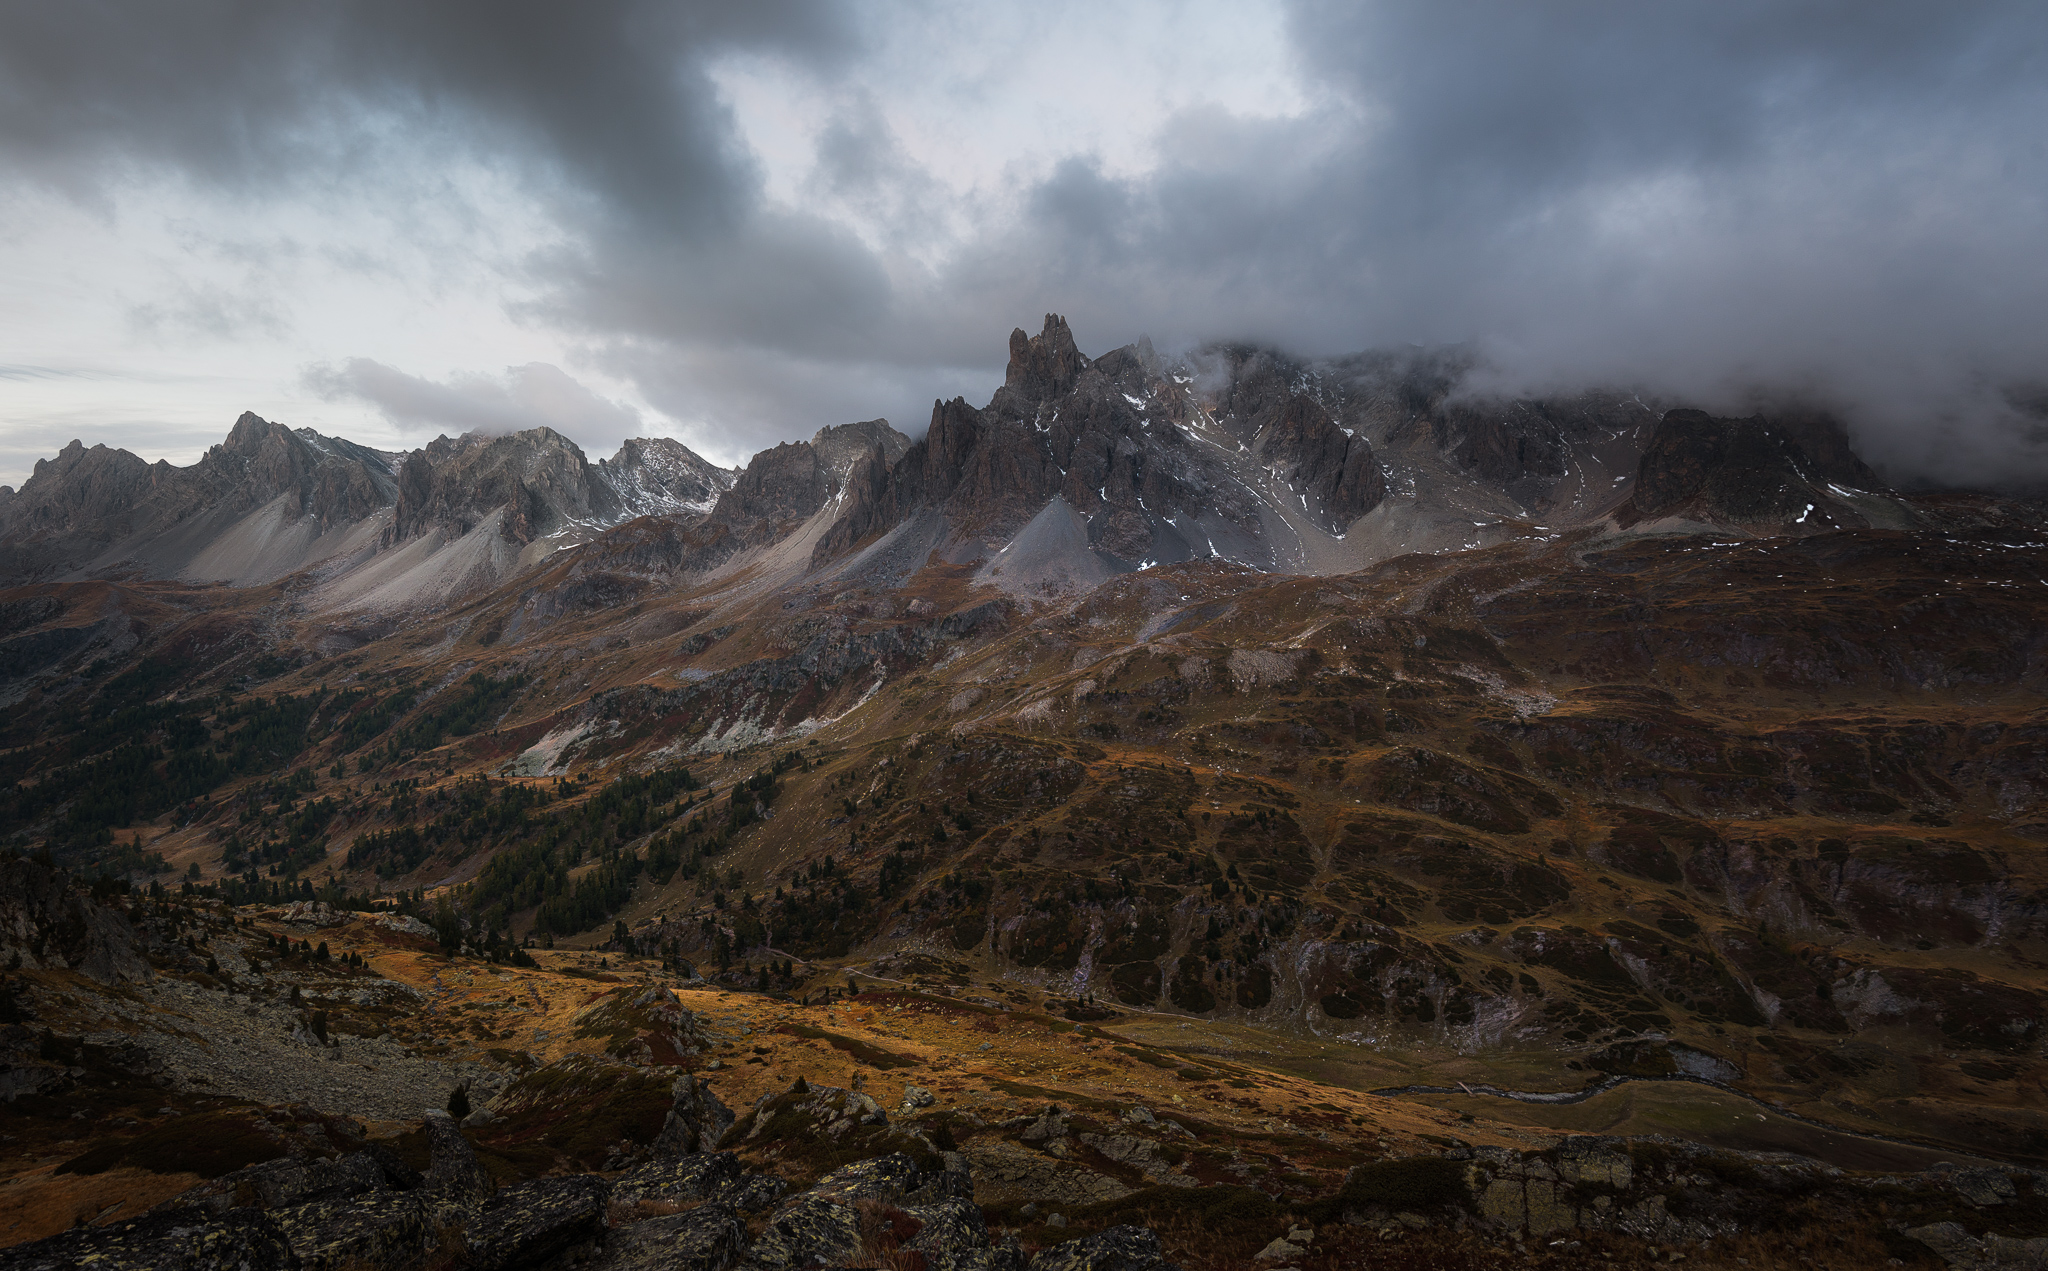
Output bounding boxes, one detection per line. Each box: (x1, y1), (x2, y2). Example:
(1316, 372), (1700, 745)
(2, 317), (2046, 1268)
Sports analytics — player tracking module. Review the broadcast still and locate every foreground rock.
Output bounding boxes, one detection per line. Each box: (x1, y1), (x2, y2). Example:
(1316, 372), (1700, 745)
(0, 1207), (296, 1270)
(0, 1098), (1173, 1271)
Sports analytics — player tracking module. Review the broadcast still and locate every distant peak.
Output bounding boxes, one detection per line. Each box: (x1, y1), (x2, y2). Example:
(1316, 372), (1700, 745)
(1005, 313), (1089, 401)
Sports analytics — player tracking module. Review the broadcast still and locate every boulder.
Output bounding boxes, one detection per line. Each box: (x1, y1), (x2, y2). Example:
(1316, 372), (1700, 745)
(1904, 1221), (2048, 1271)
(0, 1205), (299, 1270)
(464, 1174), (610, 1271)
(651, 1073), (736, 1157)
(420, 1109), (491, 1207)
(905, 1197), (1030, 1270)
(1019, 1104), (1069, 1145)
(1950, 1169), (2019, 1208)
(1029, 1224), (1182, 1271)
(591, 1202), (747, 1271)
(713, 1172), (791, 1214)
(611, 1150), (743, 1209)
(746, 1152), (974, 1270)
(272, 1192), (429, 1270)
(166, 1150), (391, 1215)
(742, 1193), (865, 1270)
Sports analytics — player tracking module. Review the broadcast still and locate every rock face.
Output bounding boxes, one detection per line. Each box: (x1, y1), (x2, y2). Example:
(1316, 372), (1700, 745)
(650, 1072), (736, 1157)
(0, 415), (739, 603)
(464, 1174), (611, 1271)
(815, 315), (1392, 582)
(388, 427), (621, 547)
(0, 413), (398, 585)
(0, 1205), (300, 1270)
(0, 315), (1919, 608)
(0, 856), (152, 984)
(599, 437), (737, 519)
(1026, 1224), (1181, 1271)
(591, 1202), (747, 1271)
(1624, 407), (1897, 532)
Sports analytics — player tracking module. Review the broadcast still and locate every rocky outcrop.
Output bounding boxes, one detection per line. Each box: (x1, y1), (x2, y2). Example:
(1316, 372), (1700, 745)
(598, 437), (735, 518)
(650, 1071), (736, 1157)
(273, 1191), (430, 1270)
(421, 1107), (492, 1207)
(0, 413), (398, 584)
(464, 1174), (610, 1271)
(745, 1152), (985, 1270)
(1623, 407), (1898, 532)
(591, 1202), (747, 1271)
(168, 1147), (411, 1215)
(0, 857), (152, 984)
(1026, 1225), (1179, 1271)
(0, 1205), (299, 1270)
(388, 427), (618, 547)
(1006, 313), (1090, 402)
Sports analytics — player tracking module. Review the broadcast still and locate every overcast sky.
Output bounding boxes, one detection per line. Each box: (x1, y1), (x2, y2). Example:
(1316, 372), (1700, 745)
(1, 1), (2045, 491)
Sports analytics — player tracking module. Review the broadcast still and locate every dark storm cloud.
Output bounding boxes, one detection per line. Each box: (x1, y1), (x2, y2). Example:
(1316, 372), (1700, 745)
(958, 1), (2048, 487)
(0, 0), (846, 228)
(6, 2), (2047, 487)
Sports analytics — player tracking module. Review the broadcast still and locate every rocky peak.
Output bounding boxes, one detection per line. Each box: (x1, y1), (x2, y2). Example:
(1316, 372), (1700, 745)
(1627, 408), (1880, 531)
(810, 418), (911, 477)
(199, 412), (393, 529)
(1005, 313), (1090, 402)
(390, 427), (618, 547)
(711, 439), (840, 532)
(598, 437), (735, 518)
(1257, 393), (1388, 533)
(5, 439), (153, 537)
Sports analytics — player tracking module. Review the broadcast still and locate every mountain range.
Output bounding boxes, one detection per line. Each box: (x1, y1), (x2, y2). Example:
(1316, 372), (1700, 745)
(0, 316), (1929, 612)
(3, 316), (2048, 1261)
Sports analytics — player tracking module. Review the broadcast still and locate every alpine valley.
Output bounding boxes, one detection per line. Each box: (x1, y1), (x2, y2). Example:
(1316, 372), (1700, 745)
(3, 316), (2048, 1271)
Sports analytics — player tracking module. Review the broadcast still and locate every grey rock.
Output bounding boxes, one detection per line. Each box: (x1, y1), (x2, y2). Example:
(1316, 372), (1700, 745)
(900, 1085), (936, 1114)
(593, 1202), (748, 1271)
(1020, 1105), (1069, 1146)
(421, 1108), (491, 1212)
(612, 1151), (743, 1209)
(165, 1150), (389, 1215)
(1952, 1169), (2019, 1207)
(743, 1193), (865, 1270)
(802, 1152), (926, 1206)
(745, 1152), (970, 1270)
(930, 1250), (1031, 1271)
(464, 1174), (610, 1271)
(0, 1205), (299, 1270)
(711, 1172), (791, 1214)
(652, 1073), (737, 1157)
(1028, 1224), (1182, 1271)
(1904, 1221), (2048, 1271)
(906, 1197), (991, 1256)
(0, 856), (153, 984)
(272, 1191), (429, 1270)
